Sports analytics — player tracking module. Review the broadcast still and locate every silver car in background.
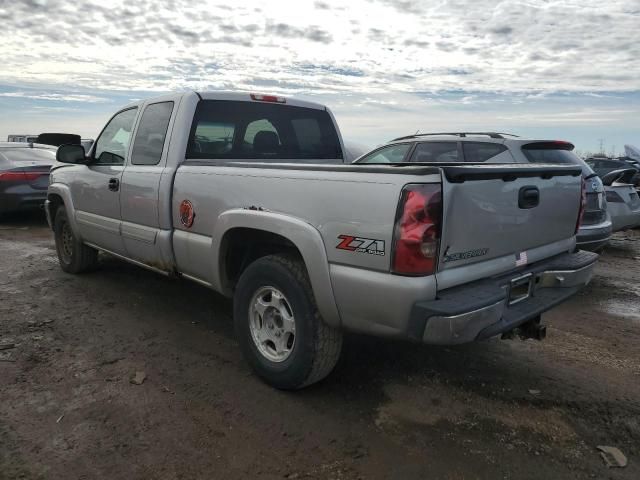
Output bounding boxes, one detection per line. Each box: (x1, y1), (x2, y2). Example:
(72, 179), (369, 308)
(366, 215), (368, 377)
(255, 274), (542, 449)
(600, 168), (640, 231)
(354, 133), (612, 251)
(343, 141), (371, 162)
(0, 142), (57, 215)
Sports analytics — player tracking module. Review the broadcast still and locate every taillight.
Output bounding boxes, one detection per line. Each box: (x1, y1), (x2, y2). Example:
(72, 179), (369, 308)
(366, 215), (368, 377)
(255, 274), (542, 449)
(0, 171), (47, 182)
(605, 190), (625, 203)
(0, 172), (26, 181)
(250, 93), (286, 103)
(392, 184), (442, 276)
(575, 177), (586, 234)
(24, 172), (47, 181)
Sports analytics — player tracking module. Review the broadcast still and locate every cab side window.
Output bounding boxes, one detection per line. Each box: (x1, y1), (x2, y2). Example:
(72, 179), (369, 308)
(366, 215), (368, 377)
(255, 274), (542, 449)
(131, 102), (174, 166)
(94, 108), (138, 165)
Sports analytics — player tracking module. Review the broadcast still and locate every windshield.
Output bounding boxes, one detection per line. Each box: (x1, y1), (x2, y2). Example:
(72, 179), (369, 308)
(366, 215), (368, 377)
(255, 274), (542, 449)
(0, 147), (57, 164)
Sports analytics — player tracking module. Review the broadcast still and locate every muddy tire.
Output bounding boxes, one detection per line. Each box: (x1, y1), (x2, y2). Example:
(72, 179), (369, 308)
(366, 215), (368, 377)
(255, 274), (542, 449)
(234, 254), (343, 390)
(53, 206), (98, 273)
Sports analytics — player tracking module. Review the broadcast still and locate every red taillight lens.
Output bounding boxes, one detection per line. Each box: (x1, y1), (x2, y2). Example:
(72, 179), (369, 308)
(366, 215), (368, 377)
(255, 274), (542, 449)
(23, 172), (47, 181)
(0, 171), (26, 181)
(392, 184), (442, 275)
(0, 171), (48, 182)
(575, 177), (586, 234)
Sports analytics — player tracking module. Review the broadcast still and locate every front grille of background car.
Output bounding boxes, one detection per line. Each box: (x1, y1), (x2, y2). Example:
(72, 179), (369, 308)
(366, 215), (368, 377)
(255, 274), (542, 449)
(582, 192), (607, 225)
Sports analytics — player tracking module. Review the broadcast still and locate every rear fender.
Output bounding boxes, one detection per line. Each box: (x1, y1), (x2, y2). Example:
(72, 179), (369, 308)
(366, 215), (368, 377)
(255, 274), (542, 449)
(212, 209), (341, 328)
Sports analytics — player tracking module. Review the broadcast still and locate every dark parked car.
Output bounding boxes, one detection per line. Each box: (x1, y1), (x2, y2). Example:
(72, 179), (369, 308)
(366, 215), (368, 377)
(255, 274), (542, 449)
(586, 157), (640, 187)
(0, 142), (57, 215)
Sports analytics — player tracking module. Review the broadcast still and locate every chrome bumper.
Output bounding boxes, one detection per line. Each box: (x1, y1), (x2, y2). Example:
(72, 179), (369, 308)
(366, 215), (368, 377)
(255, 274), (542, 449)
(409, 251), (598, 345)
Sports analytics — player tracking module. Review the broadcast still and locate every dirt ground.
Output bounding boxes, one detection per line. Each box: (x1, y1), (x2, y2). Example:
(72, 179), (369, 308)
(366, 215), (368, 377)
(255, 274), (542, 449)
(1, 212), (638, 480)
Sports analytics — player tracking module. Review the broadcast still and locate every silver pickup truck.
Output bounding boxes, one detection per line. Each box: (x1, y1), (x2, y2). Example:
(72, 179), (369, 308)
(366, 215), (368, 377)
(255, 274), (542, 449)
(47, 91), (598, 389)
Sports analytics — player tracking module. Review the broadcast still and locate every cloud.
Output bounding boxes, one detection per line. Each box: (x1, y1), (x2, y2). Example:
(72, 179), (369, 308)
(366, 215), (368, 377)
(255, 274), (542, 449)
(404, 39), (430, 48)
(0, 0), (638, 153)
(491, 26), (513, 35)
(265, 22), (333, 43)
(0, 92), (110, 103)
(0, 0), (637, 95)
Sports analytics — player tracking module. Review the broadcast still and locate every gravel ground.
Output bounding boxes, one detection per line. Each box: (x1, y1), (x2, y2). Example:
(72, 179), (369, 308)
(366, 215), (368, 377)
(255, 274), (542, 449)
(1, 212), (639, 480)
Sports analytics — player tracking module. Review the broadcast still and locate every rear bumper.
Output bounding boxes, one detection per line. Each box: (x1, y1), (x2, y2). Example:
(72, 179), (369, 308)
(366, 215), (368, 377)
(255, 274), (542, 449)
(408, 250), (598, 345)
(0, 190), (47, 214)
(576, 220), (612, 251)
(609, 207), (640, 232)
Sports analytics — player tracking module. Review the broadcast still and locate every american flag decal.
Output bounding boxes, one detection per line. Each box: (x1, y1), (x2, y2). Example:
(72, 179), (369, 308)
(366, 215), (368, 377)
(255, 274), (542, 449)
(515, 251), (528, 267)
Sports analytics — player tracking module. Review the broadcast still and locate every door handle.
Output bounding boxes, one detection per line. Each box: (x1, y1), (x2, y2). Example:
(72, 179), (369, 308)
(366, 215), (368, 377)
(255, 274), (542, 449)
(108, 177), (120, 192)
(518, 186), (539, 209)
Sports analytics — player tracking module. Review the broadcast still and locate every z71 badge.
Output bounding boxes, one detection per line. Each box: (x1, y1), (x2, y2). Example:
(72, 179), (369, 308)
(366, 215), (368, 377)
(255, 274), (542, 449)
(336, 235), (385, 256)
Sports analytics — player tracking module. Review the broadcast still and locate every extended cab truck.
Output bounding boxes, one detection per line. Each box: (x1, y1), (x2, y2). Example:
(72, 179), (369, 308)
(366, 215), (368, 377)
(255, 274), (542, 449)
(47, 91), (598, 389)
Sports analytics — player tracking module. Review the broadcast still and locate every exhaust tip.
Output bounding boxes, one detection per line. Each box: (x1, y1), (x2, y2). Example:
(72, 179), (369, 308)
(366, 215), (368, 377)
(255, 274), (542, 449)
(502, 317), (547, 341)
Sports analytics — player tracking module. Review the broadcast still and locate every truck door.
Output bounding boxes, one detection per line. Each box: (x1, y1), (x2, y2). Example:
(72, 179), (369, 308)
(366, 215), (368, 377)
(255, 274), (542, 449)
(71, 107), (138, 254)
(120, 100), (175, 268)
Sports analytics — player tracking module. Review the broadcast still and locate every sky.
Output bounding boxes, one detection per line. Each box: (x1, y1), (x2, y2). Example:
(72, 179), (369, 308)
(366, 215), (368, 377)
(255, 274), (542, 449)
(0, 0), (639, 155)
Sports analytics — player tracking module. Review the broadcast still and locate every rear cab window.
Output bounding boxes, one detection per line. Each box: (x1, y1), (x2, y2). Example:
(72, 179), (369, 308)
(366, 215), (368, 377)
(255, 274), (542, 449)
(187, 100), (343, 163)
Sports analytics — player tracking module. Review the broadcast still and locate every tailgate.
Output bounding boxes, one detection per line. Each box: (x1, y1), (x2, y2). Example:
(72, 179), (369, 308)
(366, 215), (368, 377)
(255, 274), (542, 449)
(437, 164), (582, 273)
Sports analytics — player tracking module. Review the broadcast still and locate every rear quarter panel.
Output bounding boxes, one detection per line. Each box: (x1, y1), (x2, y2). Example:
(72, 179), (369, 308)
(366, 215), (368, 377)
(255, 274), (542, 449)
(171, 165), (440, 281)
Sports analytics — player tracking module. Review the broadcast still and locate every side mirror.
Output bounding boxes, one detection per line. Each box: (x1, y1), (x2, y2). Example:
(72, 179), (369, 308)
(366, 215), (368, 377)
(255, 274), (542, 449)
(56, 144), (86, 164)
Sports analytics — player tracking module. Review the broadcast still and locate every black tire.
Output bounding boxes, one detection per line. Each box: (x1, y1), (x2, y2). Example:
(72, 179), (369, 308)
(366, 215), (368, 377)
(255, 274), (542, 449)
(53, 205), (98, 273)
(234, 254), (343, 390)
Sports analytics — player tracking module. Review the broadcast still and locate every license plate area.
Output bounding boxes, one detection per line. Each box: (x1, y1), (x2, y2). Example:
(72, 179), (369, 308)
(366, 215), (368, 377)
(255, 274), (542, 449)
(508, 273), (533, 305)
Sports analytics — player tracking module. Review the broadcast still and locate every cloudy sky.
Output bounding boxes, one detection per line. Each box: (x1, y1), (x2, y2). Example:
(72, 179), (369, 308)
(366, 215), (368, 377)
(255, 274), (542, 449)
(1, 0), (639, 154)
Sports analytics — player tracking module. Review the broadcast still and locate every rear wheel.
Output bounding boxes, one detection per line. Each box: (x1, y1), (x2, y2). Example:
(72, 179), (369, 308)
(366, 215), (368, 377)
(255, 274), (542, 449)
(53, 206), (98, 273)
(234, 254), (343, 389)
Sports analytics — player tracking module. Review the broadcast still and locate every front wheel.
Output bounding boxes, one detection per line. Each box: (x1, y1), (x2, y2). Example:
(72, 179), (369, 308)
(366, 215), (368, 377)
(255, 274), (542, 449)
(53, 206), (98, 273)
(233, 254), (343, 389)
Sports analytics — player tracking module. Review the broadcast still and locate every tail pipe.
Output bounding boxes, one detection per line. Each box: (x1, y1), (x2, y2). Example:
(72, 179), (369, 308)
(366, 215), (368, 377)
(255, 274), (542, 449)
(502, 315), (547, 341)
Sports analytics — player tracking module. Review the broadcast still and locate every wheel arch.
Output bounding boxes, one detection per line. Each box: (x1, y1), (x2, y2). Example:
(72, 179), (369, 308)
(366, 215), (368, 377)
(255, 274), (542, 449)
(47, 184), (81, 237)
(212, 209), (341, 328)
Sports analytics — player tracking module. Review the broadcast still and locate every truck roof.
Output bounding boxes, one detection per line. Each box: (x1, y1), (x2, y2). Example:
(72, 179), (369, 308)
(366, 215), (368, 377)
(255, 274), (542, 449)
(121, 90), (327, 112)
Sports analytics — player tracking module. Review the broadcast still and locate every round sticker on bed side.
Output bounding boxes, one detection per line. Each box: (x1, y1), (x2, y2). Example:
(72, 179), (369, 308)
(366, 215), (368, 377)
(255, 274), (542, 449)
(179, 200), (195, 228)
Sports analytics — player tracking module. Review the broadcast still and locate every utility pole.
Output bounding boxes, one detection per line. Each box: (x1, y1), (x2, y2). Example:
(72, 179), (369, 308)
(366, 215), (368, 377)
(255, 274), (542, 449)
(598, 138), (605, 156)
